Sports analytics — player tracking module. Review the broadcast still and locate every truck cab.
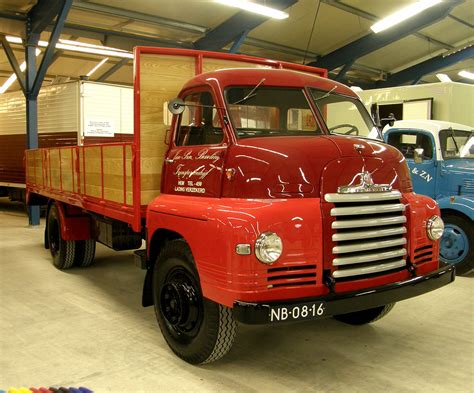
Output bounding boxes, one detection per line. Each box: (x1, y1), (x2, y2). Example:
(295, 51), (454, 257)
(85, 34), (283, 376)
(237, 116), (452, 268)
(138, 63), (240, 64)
(384, 120), (473, 273)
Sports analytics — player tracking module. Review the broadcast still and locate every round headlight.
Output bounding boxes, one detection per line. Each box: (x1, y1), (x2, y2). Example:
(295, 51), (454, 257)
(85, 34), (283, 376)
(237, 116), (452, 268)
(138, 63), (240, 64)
(427, 215), (444, 241)
(255, 232), (283, 264)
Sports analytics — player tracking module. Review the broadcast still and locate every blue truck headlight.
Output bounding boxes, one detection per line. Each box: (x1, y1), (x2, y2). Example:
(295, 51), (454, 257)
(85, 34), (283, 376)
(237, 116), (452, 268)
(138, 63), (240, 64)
(255, 232), (283, 264)
(427, 215), (444, 241)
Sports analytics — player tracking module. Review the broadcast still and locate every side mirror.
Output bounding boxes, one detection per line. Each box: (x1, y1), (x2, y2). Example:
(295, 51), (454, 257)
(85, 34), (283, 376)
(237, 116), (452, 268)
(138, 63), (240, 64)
(414, 148), (424, 164)
(381, 114), (396, 127)
(168, 98), (185, 115)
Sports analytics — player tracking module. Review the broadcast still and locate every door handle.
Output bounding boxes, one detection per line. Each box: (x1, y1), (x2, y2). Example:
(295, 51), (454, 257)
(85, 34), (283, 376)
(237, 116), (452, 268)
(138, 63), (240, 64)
(165, 158), (174, 164)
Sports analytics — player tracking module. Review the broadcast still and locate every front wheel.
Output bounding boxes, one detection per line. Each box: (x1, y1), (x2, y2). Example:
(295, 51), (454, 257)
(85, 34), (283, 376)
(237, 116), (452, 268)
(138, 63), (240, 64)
(153, 240), (236, 364)
(440, 214), (473, 275)
(334, 303), (395, 325)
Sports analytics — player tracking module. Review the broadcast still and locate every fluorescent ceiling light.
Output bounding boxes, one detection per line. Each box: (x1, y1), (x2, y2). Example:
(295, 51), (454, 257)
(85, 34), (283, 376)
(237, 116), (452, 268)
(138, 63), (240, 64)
(0, 49), (41, 94)
(42, 41), (133, 59)
(215, 0), (289, 19)
(436, 73), (452, 82)
(5, 35), (23, 44)
(350, 86), (363, 92)
(5, 36), (133, 59)
(59, 39), (129, 53)
(458, 70), (474, 80)
(86, 57), (109, 77)
(371, 0), (442, 33)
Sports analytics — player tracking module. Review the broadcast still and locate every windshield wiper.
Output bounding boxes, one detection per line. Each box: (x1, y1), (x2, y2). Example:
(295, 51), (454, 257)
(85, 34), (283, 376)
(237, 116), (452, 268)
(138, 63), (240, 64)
(448, 127), (460, 154)
(231, 78), (265, 105)
(313, 85), (337, 101)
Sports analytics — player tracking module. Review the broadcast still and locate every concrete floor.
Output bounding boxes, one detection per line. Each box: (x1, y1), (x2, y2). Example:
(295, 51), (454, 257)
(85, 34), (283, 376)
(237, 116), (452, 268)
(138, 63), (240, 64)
(0, 199), (473, 393)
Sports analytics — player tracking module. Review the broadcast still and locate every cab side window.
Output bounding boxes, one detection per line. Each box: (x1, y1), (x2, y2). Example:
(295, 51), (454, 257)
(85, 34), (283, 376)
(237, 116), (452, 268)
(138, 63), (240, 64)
(387, 132), (433, 160)
(175, 91), (224, 146)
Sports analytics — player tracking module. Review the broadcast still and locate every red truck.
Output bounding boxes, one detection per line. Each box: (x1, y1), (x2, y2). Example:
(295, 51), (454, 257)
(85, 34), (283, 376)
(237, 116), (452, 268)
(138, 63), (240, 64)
(26, 47), (455, 364)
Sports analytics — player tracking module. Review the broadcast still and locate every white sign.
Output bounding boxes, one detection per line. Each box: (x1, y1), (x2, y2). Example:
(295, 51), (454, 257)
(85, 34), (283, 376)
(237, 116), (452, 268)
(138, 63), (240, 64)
(84, 118), (115, 137)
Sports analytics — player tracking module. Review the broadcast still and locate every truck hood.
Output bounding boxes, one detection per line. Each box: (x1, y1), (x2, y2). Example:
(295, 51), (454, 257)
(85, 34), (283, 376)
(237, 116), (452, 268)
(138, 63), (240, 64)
(441, 159), (474, 196)
(222, 135), (412, 198)
(442, 159), (474, 173)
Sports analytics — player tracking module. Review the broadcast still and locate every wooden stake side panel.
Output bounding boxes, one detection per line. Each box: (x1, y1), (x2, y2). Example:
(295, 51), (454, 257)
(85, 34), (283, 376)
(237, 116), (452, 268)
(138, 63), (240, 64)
(139, 54), (195, 205)
(25, 143), (134, 207)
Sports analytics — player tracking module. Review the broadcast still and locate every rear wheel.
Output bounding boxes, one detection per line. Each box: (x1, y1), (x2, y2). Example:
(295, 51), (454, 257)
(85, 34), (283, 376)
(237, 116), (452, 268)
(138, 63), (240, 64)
(334, 303), (395, 325)
(440, 214), (473, 275)
(47, 203), (76, 270)
(153, 240), (236, 364)
(74, 239), (96, 267)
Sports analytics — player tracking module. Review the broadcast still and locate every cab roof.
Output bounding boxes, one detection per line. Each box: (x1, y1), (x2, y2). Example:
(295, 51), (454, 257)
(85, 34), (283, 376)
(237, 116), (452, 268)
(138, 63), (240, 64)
(181, 68), (357, 98)
(386, 120), (473, 135)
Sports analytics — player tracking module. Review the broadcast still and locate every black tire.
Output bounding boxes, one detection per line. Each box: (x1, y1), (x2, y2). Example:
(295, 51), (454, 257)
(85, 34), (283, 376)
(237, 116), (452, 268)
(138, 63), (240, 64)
(334, 303), (395, 325)
(47, 203), (76, 270)
(152, 239), (236, 364)
(74, 239), (96, 267)
(440, 214), (473, 275)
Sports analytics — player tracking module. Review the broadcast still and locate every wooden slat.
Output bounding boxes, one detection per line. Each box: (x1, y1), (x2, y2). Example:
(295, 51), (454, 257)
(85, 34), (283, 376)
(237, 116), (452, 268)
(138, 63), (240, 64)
(125, 145), (133, 205)
(84, 146), (102, 198)
(139, 54), (195, 205)
(202, 59), (271, 74)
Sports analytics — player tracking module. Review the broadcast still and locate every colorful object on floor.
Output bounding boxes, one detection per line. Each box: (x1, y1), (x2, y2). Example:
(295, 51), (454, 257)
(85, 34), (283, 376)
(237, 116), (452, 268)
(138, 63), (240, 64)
(3, 388), (92, 393)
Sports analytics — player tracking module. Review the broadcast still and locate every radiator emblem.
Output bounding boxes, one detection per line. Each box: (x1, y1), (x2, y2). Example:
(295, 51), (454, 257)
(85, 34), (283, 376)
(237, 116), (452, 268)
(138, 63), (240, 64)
(338, 170), (392, 194)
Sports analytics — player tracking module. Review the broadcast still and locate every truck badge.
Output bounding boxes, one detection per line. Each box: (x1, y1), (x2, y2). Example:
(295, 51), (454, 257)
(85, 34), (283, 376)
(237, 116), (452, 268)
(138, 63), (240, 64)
(338, 170), (392, 194)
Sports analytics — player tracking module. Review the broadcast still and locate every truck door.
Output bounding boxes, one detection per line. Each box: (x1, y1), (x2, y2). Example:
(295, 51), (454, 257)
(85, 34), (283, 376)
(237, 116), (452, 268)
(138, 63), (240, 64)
(386, 130), (437, 197)
(163, 90), (227, 197)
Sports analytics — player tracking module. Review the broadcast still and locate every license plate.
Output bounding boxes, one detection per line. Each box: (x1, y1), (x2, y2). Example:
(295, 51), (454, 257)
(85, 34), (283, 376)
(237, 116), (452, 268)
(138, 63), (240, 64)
(269, 302), (325, 323)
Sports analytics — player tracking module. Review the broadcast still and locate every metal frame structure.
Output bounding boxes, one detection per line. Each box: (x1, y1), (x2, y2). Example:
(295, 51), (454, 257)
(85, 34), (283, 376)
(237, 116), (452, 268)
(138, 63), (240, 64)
(307, 0), (461, 71)
(1, 0), (72, 225)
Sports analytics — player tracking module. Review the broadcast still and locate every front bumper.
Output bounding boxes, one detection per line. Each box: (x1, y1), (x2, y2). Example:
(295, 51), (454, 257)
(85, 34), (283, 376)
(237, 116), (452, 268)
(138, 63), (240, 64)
(233, 265), (455, 324)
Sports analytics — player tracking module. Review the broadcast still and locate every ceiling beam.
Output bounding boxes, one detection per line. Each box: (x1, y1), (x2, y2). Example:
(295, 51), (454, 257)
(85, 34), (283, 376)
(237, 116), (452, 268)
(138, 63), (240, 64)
(96, 58), (130, 82)
(320, 0), (455, 51)
(194, 0), (297, 51)
(0, 35), (26, 93)
(310, 0), (460, 70)
(229, 30), (249, 53)
(72, 1), (206, 34)
(376, 43), (474, 87)
(448, 14), (474, 29)
(27, 0), (64, 38)
(30, 0), (72, 97)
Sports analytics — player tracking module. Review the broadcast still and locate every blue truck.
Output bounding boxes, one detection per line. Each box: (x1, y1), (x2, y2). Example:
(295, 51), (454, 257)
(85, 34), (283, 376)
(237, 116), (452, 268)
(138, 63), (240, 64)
(384, 120), (473, 274)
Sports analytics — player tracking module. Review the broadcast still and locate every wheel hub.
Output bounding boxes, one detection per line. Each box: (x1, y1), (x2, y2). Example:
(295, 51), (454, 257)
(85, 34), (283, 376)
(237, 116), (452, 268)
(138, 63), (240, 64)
(440, 224), (469, 264)
(161, 272), (201, 335)
(49, 219), (60, 256)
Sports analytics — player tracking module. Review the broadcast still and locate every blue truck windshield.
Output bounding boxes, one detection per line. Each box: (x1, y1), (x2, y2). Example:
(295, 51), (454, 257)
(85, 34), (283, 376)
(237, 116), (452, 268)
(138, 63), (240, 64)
(439, 129), (473, 159)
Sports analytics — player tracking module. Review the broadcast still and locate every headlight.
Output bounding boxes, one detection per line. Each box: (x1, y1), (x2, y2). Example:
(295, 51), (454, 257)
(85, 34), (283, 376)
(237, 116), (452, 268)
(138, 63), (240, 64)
(255, 232), (283, 264)
(427, 215), (444, 240)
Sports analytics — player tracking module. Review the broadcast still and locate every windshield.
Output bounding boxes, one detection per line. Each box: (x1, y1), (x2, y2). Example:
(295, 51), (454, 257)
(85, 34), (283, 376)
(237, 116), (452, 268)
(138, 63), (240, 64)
(439, 129), (474, 159)
(225, 87), (322, 138)
(309, 88), (381, 140)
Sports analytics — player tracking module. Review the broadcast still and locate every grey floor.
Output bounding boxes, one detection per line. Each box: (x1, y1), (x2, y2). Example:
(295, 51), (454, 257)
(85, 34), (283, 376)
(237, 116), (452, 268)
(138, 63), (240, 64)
(0, 199), (473, 393)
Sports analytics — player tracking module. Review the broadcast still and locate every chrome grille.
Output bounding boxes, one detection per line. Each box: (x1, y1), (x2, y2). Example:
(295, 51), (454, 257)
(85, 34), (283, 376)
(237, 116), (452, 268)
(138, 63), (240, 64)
(325, 190), (407, 279)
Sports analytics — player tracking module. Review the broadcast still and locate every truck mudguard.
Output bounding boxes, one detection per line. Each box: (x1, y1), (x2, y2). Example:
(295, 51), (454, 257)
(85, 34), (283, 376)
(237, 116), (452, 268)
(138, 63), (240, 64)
(437, 195), (474, 221)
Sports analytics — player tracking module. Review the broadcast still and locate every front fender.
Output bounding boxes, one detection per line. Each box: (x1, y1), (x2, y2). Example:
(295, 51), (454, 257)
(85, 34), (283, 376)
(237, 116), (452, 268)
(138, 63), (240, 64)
(146, 195), (324, 307)
(437, 195), (474, 220)
(403, 193), (440, 273)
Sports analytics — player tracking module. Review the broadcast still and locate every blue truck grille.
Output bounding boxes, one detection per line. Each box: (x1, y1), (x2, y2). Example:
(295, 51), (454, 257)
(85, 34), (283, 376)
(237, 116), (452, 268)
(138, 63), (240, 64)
(463, 179), (474, 193)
